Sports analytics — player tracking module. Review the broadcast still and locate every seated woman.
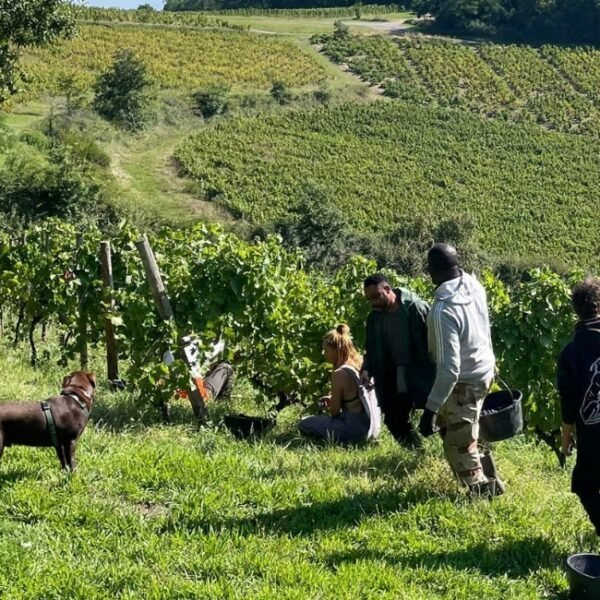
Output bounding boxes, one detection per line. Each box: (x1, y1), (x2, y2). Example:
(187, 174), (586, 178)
(298, 324), (370, 443)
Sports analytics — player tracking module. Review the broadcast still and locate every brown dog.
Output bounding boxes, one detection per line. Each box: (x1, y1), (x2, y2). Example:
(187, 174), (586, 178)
(0, 371), (96, 471)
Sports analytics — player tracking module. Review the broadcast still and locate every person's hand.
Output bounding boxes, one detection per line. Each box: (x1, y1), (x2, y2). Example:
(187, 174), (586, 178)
(360, 370), (371, 385)
(561, 434), (575, 457)
(319, 395), (332, 411)
(419, 408), (438, 437)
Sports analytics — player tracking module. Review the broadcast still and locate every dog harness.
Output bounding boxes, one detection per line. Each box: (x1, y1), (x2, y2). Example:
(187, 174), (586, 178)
(41, 402), (58, 448)
(41, 391), (90, 449)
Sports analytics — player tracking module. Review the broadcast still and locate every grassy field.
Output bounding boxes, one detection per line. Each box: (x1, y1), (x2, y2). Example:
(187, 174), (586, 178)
(0, 343), (596, 598)
(215, 12), (413, 36)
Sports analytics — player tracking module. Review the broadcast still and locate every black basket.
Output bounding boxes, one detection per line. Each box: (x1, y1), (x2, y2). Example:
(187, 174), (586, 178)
(479, 383), (523, 443)
(223, 414), (276, 439)
(566, 554), (600, 599)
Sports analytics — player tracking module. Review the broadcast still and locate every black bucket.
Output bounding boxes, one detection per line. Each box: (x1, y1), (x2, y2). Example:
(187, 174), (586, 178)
(479, 386), (523, 443)
(223, 414), (276, 439)
(566, 554), (600, 599)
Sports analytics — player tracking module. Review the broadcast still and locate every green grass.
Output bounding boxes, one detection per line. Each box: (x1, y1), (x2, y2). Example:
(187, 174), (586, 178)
(1, 102), (48, 134)
(0, 341), (596, 598)
(216, 12), (413, 37)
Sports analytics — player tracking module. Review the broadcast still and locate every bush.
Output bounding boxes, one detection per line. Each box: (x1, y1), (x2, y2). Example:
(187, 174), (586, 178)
(59, 131), (111, 167)
(270, 80), (293, 105)
(93, 49), (152, 131)
(313, 84), (332, 105)
(333, 20), (350, 38)
(272, 183), (353, 271)
(193, 86), (229, 119)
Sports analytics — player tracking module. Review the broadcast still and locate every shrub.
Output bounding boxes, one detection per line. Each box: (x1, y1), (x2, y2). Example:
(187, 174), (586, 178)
(270, 80), (293, 105)
(93, 49), (152, 131)
(59, 131), (111, 167)
(193, 86), (229, 119)
(333, 20), (350, 38)
(313, 84), (332, 105)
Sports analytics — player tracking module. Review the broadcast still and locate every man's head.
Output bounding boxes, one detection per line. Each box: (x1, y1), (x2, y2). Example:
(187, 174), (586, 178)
(427, 243), (461, 286)
(572, 277), (600, 321)
(364, 274), (396, 312)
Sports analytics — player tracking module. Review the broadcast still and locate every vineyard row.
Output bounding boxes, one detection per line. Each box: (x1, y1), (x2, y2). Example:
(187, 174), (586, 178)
(0, 219), (585, 437)
(318, 34), (600, 137)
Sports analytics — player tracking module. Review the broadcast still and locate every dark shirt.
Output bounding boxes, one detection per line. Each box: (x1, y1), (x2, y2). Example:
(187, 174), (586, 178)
(363, 288), (434, 405)
(557, 318), (600, 478)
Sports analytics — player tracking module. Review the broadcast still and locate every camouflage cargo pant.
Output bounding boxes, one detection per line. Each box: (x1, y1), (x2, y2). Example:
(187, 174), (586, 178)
(437, 378), (493, 487)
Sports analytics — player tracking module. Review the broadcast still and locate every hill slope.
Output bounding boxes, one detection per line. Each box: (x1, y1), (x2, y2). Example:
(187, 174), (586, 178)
(176, 100), (600, 267)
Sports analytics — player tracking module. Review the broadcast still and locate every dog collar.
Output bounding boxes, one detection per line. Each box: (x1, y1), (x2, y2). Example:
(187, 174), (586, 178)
(61, 390), (90, 417)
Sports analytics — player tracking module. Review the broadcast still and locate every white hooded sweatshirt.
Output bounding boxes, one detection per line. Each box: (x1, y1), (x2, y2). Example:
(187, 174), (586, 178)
(426, 271), (495, 412)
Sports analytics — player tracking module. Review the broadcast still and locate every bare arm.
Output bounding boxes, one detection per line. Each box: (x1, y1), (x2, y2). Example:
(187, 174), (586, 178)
(561, 422), (575, 456)
(327, 371), (345, 416)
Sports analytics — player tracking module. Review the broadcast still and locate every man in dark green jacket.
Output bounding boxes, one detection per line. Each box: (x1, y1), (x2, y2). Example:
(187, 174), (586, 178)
(361, 274), (435, 447)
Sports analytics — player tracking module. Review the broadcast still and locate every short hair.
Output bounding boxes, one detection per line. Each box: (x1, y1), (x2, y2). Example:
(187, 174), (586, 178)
(363, 273), (390, 288)
(572, 277), (600, 320)
(427, 243), (460, 273)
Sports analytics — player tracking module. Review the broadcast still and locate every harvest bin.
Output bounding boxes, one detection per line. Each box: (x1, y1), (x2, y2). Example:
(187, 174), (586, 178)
(479, 387), (523, 443)
(224, 414), (275, 439)
(566, 553), (600, 599)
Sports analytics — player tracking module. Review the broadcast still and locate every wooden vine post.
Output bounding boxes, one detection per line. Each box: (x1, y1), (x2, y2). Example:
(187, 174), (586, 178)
(135, 235), (207, 423)
(100, 241), (119, 382)
(76, 233), (88, 370)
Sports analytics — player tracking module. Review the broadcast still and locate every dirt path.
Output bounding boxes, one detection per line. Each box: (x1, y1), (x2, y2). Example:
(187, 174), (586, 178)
(108, 126), (233, 226)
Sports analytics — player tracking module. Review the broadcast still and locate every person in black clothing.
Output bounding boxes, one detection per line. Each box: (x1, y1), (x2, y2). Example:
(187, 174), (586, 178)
(361, 274), (435, 448)
(558, 277), (600, 536)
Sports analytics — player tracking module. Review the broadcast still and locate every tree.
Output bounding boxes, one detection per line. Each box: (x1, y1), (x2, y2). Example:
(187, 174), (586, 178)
(0, 0), (75, 103)
(93, 49), (152, 131)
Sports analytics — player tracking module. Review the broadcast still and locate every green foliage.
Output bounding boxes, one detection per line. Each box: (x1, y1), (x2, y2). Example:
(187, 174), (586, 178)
(272, 182), (353, 271)
(175, 101), (600, 269)
(492, 268), (580, 431)
(0, 219), (591, 441)
(20, 24), (327, 104)
(270, 80), (293, 105)
(193, 86), (230, 119)
(318, 34), (600, 137)
(413, 0), (600, 43)
(333, 18), (350, 38)
(313, 83), (332, 105)
(93, 49), (153, 131)
(0, 0), (74, 103)
(0, 123), (113, 225)
(0, 144), (108, 223)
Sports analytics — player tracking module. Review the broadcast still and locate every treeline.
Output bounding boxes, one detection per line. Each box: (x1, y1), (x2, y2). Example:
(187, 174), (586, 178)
(413, 0), (600, 44)
(165, 0), (400, 11)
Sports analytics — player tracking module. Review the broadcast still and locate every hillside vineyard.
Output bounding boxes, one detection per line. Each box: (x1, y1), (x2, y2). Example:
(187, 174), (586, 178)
(19, 24), (326, 100)
(176, 100), (600, 268)
(319, 35), (600, 137)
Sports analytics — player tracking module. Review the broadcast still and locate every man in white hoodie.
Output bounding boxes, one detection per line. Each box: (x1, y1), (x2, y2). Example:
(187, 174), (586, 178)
(418, 244), (503, 497)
